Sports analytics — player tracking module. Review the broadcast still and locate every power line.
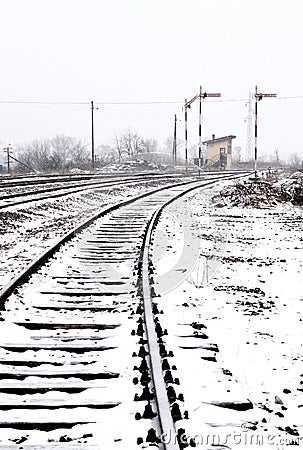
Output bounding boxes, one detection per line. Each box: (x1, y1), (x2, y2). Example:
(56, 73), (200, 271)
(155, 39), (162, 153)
(96, 101), (182, 105)
(0, 96), (302, 106)
(0, 100), (182, 106)
(0, 98), (251, 105)
(0, 101), (88, 105)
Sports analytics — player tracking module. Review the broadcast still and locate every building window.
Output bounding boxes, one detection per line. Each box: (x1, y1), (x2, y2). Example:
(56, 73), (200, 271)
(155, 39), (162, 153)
(227, 145), (231, 154)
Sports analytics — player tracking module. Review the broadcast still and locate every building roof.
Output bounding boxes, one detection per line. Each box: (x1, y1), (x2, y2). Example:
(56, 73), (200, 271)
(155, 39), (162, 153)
(202, 135), (236, 145)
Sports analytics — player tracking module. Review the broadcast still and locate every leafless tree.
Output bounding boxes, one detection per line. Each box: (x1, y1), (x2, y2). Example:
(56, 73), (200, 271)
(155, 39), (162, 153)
(15, 131), (158, 172)
(16, 135), (90, 171)
(114, 129), (158, 160)
(24, 139), (51, 171)
(67, 139), (90, 168)
(288, 152), (302, 169)
(96, 144), (116, 165)
(140, 138), (158, 153)
(121, 128), (140, 158)
(113, 134), (125, 162)
(163, 136), (183, 157)
(49, 135), (71, 169)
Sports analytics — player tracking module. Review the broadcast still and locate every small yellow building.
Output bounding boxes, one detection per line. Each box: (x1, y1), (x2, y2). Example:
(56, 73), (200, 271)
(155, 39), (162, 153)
(203, 134), (236, 170)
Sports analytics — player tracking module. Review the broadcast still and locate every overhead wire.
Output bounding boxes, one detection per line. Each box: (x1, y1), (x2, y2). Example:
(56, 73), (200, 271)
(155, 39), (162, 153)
(0, 96), (302, 106)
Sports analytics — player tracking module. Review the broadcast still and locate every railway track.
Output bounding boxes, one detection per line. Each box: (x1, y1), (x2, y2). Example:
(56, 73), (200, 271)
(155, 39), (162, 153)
(0, 171), (239, 210)
(0, 172), (171, 189)
(0, 170), (246, 190)
(0, 173), (184, 210)
(0, 171), (247, 210)
(0, 173), (249, 449)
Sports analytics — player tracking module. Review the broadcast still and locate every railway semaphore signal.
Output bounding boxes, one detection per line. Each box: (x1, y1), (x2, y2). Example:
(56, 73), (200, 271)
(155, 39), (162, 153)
(201, 92), (221, 99)
(184, 87), (221, 172)
(254, 86), (277, 177)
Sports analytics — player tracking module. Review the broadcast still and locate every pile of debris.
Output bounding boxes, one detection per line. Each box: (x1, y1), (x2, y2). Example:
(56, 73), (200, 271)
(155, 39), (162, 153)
(212, 171), (303, 208)
(212, 181), (283, 208)
(278, 171), (303, 205)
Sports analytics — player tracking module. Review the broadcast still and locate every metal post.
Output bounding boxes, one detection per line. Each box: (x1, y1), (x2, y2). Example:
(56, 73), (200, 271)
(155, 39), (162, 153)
(254, 86), (258, 177)
(184, 99), (188, 171)
(253, 86), (276, 178)
(3, 144), (12, 174)
(198, 85), (202, 173)
(185, 88), (220, 175)
(91, 100), (95, 170)
(173, 114), (177, 164)
(6, 147), (10, 174)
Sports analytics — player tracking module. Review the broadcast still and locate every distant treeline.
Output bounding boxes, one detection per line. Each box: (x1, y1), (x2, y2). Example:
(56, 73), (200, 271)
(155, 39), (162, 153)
(14, 129), (159, 172)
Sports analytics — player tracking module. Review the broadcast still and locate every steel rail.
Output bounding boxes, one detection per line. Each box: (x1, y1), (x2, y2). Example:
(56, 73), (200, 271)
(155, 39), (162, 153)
(0, 169), (249, 189)
(0, 172), (183, 190)
(0, 170), (251, 446)
(0, 172), (249, 307)
(142, 214), (180, 450)
(0, 174), (186, 209)
(0, 178), (202, 306)
(0, 171), (250, 209)
(138, 172), (251, 449)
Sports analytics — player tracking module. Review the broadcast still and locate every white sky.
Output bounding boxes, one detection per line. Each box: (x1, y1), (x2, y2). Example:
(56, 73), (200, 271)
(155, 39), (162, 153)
(0, 0), (302, 161)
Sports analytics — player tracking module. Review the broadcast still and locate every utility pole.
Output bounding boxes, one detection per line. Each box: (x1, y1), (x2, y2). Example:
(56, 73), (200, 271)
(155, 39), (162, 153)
(3, 143), (13, 174)
(254, 86), (277, 177)
(184, 93), (198, 172)
(198, 85), (202, 171)
(184, 99), (188, 171)
(6, 146), (10, 174)
(173, 114), (177, 164)
(91, 100), (95, 170)
(185, 87), (221, 173)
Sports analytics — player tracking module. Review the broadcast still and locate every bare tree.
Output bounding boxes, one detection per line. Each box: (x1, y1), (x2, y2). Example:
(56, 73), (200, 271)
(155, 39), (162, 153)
(122, 128), (142, 158)
(121, 128), (133, 158)
(163, 136), (183, 157)
(16, 135), (90, 172)
(67, 138), (90, 168)
(114, 129), (158, 160)
(113, 134), (125, 162)
(15, 131), (158, 172)
(26, 139), (51, 171)
(96, 144), (116, 166)
(288, 152), (302, 169)
(140, 138), (158, 153)
(49, 135), (71, 169)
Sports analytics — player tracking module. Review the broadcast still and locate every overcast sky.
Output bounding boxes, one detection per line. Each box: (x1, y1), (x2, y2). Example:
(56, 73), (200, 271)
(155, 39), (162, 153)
(1, 0), (302, 162)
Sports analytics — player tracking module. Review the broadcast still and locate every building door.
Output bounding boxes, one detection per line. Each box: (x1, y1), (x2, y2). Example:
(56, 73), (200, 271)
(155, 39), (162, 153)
(220, 147), (227, 169)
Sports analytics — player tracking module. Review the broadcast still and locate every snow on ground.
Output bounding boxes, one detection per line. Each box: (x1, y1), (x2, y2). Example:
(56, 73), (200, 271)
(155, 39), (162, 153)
(1, 173), (302, 449)
(151, 179), (303, 448)
(0, 179), (183, 291)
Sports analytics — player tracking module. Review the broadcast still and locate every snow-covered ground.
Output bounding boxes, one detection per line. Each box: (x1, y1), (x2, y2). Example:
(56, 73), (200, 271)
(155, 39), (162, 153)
(0, 174), (302, 449)
(0, 179), (184, 291)
(151, 181), (303, 448)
